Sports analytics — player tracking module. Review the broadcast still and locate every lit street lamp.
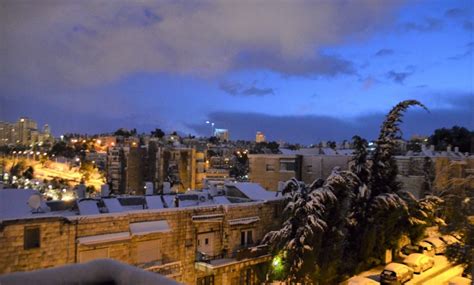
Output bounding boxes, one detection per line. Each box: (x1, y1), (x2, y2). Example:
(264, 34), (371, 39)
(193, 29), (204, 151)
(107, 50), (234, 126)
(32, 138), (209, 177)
(205, 121), (215, 137)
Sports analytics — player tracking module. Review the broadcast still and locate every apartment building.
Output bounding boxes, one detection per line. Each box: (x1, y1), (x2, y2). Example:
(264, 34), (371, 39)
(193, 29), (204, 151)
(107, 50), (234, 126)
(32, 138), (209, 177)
(248, 149), (352, 191)
(0, 185), (283, 285)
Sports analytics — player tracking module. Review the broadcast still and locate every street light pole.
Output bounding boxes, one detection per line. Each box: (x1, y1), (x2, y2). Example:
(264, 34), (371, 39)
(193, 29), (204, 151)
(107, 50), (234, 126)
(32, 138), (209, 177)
(206, 121), (215, 137)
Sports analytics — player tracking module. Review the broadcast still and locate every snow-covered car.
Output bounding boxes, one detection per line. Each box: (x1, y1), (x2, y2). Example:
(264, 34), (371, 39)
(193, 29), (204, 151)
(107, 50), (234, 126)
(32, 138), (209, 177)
(402, 253), (434, 274)
(380, 263), (414, 285)
(342, 276), (379, 285)
(401, 242), (434, 257)
(422, 237), (446, 254)
(439, 234), (459, 245)
(447, 276), (472, 285)
(416, 241), (435, 256)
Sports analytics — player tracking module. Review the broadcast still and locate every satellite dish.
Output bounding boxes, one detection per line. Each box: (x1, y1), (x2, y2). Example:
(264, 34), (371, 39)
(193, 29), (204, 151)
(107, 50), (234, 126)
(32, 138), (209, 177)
(27, 194), (42, 213)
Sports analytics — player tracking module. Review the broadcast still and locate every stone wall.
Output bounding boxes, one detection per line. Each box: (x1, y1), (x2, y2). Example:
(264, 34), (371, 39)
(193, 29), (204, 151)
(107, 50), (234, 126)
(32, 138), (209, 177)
(0, 200), (283, 285)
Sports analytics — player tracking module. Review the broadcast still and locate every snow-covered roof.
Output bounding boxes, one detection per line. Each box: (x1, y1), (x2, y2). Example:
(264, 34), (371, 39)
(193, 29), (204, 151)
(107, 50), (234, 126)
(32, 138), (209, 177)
(228, 216), (260, 225)
(162, 195), (176, 208)
(103, 198), (123, 213)
(213, 196), (231, 204)
(130, 220), (171, 236)
(0, 189), (50, 220)
(77, 199), (100, 215)
(77, 232), (131, 245)
(145, 196), (164, 209)
(226, 182), (280, 201)
(192, 213), (224, 222)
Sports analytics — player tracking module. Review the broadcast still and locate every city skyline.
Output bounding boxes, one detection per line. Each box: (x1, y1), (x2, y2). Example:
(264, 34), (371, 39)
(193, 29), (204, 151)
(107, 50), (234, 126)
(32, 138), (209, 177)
(1, 0), (473, 143)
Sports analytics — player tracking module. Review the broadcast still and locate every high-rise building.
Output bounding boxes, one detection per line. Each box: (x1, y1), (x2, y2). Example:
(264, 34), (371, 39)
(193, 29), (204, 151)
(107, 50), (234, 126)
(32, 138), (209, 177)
(0, 117), (52, 146)
(255, 131), (266, 143)
(17, 117), (37, 145)
(0, 122), (16, 146)
(214, 128), (229, 141)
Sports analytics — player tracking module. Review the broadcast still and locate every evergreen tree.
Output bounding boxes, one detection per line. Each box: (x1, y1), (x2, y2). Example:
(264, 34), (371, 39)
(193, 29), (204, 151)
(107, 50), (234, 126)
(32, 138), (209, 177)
(370, 100), (428, 196)
(351, 135), (370, 185)
(262, 178), (336, 283)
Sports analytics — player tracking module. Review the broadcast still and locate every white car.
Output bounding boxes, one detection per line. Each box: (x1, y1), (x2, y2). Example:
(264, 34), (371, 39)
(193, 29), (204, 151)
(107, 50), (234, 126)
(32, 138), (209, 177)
(423, 237), (446, 254)
(342, 276), (379, 285)
(380, 263), (414, 285)
(402, 253), (434, 274)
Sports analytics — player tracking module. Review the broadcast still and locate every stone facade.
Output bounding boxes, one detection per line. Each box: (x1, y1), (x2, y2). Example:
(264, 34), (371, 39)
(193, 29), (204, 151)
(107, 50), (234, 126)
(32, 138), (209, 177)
(0, 200), (283, 285)
(248, 154), (351, 191)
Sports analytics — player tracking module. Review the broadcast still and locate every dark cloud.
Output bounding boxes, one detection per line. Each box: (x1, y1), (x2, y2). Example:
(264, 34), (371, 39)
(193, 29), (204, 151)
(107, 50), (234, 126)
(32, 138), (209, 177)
(234, 51), (355, 77)
(218, 81), (242, 96)
(444, 8), (467, 18)
(400, 17), (443, 33)
(0, 0), (401, 90)
(219, 81), (274, 96)
(241, 87), (274, 96)
(374, 48), (394, 57)
(188, 94), (473, 144)
(386, 70), (413, 84)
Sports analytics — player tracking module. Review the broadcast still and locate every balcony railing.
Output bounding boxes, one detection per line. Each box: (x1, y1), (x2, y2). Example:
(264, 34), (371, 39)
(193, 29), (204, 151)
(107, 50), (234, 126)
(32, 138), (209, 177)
(196, 244), (270, 264)
(143, 261), (182, 278)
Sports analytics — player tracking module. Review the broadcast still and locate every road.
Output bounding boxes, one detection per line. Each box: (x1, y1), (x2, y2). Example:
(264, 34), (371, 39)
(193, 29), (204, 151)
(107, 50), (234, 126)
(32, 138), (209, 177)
(358, 255), (468, 284)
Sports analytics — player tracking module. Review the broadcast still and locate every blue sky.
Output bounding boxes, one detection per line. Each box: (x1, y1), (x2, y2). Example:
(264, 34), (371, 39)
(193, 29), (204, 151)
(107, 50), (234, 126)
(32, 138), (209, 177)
(0, 0), (472, 144)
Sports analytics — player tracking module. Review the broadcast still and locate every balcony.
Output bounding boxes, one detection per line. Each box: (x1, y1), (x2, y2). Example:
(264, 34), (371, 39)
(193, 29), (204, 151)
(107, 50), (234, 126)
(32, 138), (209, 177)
(142, 261), (182, 279)
(195, 245), (271, 274)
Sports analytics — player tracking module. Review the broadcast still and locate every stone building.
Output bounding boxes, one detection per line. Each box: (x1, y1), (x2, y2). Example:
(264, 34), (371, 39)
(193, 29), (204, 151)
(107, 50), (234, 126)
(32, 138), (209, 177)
(0, 186), (283, 285)
(248, 152), (352, 191)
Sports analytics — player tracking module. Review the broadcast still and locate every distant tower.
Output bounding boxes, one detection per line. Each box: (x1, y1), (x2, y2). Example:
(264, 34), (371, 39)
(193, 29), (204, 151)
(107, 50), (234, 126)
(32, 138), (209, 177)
(256, 131), (266, 143)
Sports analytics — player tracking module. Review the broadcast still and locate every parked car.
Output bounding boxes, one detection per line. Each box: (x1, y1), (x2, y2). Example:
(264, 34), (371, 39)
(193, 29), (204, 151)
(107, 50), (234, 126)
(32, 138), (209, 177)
(417, 241), (435, 256)
(402, 253), (434, 274)
(401, 242), (434, 257)
(342, 276), (379, 285)
(440, 234), (459, 246)
(380, 263), (414, 285)
(447, 276), (472, 285)
(423, 237), (446, 254)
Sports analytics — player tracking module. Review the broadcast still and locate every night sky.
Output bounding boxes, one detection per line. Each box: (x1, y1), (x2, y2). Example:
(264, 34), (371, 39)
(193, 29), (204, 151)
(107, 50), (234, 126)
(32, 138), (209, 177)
(1, 0), (473, 144)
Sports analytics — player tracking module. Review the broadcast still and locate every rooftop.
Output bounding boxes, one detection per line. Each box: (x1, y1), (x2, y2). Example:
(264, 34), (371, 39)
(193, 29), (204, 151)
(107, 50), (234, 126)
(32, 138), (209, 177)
(0, 182), (282, 222)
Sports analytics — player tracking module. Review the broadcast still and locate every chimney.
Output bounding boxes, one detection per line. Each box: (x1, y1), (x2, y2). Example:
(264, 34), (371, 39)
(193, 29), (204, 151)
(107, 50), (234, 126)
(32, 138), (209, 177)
(430, 145), (435, 151)
(421, 144), (426, 151)
(447, 145), (452, 152)
(454, 146), (459, 153)
(100, 184), (110, 197)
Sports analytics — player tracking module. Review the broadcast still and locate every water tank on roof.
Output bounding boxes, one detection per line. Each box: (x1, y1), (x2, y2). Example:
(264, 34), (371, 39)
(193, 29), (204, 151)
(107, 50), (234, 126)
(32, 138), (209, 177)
(145, 182), (154, 195)
(163, 182), (171, 194)
(101, 184), (110, 197)
(76, 184), (86, 199)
